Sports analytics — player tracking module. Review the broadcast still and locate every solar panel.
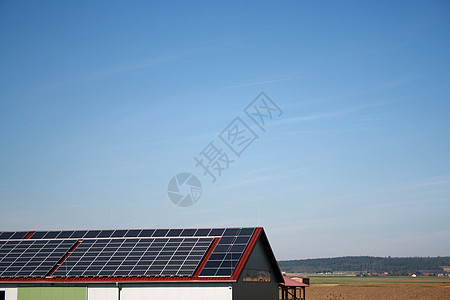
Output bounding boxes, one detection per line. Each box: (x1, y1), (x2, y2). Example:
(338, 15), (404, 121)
(209, 228), (225, 236)
(29, 231), (46, 239)
(152, 229), (169, 237)
(180, 229), (196, 236)
(53, 237), (214, 278)
(0, 239), (77, 277)
(111, 230), (127, 237)
(44, 231), (61, 239)
(167, 229), (182, 237)
(124, 230), (142, 237)
(138, 229), (155, 237)
(97, 230), (114, 238)
(84, 230), (100, 239)
(199, 227), (254, 277)
(69, 231), (87, 239)
(0, 232), (29, 240)
(57, 231), (74, 239)
(195, 228), (211, 236)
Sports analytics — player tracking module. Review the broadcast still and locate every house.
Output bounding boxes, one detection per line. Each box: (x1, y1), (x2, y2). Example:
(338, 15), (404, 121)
(0, 227), (300, 300)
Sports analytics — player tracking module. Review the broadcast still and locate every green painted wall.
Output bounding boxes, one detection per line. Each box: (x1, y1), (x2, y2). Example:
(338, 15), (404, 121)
(18, 287), (86, 300)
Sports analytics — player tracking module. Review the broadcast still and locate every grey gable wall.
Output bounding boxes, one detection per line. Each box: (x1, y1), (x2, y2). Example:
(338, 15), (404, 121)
(232, 237), (280, 300)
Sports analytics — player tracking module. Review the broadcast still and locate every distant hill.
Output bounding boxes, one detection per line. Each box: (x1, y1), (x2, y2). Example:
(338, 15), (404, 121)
(278, 256), (450, 275)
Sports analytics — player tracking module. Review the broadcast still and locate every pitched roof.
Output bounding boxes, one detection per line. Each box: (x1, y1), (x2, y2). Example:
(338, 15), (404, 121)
(280, 276), (309, 287)
(0, 227), (281, 283)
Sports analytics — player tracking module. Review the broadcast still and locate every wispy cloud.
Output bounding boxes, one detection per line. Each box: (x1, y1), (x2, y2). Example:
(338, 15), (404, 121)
(274, 107), (361, 126)
(222, 175), (282, 189)
(36, 45), (214, 92)
(274, 98), (394, 127)
(314, 76), (420, 104)
(221, 75), (318, 89)
(37, 54), (182, 92)
(84, 56), (180, 79)
(283, 75), (421, 111)
(221, 66), (362, 90)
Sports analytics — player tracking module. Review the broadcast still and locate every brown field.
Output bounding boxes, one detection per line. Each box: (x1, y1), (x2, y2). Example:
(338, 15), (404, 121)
(307, 283), (450, 300)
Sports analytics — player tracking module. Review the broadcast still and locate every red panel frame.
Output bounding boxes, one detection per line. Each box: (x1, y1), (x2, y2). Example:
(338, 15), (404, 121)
(192, 237), (220, 278)
(46, 239), (82, 277)
(23, 231), (34, 239)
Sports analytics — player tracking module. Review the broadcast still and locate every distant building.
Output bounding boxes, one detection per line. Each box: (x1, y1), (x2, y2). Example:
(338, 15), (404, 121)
(280, 276), (309, 300)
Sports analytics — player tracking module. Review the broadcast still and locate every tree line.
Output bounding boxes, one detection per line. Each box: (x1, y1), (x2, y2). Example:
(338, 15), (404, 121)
(278, 256), (450, 275)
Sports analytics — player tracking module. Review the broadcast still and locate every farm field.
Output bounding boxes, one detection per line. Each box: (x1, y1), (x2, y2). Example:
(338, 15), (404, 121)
(304, 276), (450, 300)
(307, 275), (450, 284)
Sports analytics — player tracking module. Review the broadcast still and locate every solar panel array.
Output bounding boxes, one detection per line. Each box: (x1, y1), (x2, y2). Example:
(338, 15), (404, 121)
(26, 228), (245, 239)
(53, 237), (213, 277)
(0, 228), (256, 279)
(199, 228), (254, 276)
(29, 229), (155, 239)
(0, 240), (76, 277)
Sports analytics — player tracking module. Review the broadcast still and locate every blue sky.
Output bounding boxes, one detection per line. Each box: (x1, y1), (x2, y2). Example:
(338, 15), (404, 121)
(0, 1), (449, 259)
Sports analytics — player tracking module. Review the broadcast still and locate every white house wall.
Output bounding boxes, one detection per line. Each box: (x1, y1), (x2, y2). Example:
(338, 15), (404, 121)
(0, 286), (18, 300)
(120, 284), (232, 300)
(87, 286), (118, 300)
(1, 284), (233, 300)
